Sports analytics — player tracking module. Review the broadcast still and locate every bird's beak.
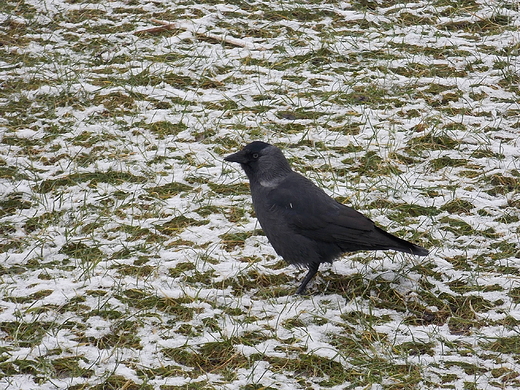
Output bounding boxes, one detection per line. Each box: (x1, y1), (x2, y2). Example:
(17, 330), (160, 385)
(224, 150), (248, 164)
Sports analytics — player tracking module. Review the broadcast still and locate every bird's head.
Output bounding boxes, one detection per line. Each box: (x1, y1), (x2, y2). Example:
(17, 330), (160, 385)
(224, 141), (292, 182)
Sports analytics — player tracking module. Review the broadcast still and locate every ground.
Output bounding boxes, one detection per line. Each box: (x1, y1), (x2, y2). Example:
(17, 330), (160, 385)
(1, 0), (520, 389)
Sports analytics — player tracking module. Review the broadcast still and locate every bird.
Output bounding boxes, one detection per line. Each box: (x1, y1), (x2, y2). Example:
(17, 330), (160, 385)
(224, 141), (429, 294)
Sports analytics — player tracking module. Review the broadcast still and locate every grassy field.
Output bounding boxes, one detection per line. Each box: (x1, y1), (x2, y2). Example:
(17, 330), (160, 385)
(1, 0), (519, 389)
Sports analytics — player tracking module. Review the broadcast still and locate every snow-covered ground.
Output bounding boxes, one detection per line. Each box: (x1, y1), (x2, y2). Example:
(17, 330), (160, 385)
(1, 0), (519, 389)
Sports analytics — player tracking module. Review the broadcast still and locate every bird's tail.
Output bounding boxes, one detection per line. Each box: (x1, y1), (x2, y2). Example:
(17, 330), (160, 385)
(376, 227), (429, 256)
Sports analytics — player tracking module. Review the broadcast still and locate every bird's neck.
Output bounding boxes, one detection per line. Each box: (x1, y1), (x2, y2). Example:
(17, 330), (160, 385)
(259, 175), (286, 188)
(253, 167), (291, 188)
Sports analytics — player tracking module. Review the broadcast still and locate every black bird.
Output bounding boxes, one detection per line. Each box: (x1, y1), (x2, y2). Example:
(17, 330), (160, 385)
(224, 141), (429, 294)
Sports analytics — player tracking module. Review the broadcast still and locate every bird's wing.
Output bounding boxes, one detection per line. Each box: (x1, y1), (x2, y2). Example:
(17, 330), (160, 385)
(265, 176), (376, 244)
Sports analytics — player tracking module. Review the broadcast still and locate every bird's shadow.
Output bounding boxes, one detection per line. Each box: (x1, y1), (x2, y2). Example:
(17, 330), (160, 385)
(300, 265), (417, 302)
(301, 271), (366, 297)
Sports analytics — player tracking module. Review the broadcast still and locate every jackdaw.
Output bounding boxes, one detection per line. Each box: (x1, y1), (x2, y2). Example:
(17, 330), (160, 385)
(224, 141), (429, 294)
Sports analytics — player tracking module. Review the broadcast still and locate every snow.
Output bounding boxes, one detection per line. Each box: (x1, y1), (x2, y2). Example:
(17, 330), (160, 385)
(1, 0), (520, 389)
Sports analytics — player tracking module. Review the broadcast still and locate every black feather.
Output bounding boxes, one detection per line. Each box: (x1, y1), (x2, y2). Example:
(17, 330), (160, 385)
(225, 142), (429, 294)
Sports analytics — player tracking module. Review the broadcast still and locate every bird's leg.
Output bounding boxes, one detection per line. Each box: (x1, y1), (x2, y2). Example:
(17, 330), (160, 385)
(295, 262), (320, 295)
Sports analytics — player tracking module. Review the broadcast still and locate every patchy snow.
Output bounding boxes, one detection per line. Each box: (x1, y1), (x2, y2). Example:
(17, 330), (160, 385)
(1, 0), (519, 389)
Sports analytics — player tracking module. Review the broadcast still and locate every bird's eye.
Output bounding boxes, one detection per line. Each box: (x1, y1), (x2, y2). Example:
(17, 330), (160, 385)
(252, 153), (259, 159)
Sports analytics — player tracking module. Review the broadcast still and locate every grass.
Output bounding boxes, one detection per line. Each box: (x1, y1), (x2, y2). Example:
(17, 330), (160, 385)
(1, 0), (519, 389)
